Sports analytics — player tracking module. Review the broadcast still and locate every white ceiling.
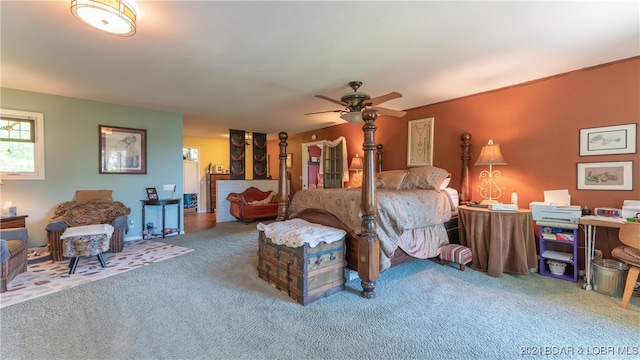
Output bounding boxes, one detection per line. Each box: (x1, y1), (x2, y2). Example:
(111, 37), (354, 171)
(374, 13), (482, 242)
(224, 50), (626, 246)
(2, 1), (639, 139)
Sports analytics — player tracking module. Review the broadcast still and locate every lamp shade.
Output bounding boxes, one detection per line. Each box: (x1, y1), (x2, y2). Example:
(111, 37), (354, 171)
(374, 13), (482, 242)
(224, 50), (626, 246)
(475, 140), (507, 166)
(349, 154), (363, 171)
(71, 0), (137, 36)
(340, 111), (362, 123)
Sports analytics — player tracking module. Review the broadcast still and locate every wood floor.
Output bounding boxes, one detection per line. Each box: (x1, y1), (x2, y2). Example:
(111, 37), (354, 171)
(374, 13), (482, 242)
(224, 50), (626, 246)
(183, 211), (218, 232)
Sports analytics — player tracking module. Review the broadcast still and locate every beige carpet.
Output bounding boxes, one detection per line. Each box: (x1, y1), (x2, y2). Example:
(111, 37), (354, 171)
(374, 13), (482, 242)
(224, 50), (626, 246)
(0, 239), (193, 309)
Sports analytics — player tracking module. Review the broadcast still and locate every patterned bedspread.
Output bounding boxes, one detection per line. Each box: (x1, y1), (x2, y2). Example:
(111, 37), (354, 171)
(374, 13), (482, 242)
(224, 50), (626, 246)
(52, 200), (131, 227)
(288, 188), (452, 270)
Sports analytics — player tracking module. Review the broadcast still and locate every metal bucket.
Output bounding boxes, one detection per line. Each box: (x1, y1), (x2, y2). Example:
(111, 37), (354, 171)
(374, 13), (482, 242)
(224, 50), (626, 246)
(592, 259), (629, 297)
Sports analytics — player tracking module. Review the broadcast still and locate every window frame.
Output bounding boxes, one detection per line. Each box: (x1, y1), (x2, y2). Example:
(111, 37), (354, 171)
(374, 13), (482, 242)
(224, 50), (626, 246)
(0, 108), (45, 180)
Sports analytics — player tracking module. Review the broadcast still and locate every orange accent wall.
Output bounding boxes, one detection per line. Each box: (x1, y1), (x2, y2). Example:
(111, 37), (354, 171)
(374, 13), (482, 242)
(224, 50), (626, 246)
(272, 57), (639, 211)
(269, 58), (639, 259)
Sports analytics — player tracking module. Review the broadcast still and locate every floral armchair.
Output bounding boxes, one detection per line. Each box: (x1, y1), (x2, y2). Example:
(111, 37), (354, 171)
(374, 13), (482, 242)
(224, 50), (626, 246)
(45, 190), (130, 262)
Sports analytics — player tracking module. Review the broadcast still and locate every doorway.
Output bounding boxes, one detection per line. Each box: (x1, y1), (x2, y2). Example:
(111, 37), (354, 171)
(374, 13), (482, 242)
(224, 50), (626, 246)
(183, 147), (201, 213)
(301, 140), (326, 190)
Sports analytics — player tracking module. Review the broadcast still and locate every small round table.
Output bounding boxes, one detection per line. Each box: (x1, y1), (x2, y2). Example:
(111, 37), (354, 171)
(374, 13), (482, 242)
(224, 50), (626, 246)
(458, 205), (538, 277)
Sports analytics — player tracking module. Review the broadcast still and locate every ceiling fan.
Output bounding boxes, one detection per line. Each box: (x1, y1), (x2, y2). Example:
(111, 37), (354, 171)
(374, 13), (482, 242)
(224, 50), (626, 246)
(305, 81), (407, 123)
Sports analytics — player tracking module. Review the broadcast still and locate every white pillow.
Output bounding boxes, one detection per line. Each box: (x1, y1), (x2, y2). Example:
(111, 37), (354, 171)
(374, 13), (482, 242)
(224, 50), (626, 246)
(440, 176), (451, 190)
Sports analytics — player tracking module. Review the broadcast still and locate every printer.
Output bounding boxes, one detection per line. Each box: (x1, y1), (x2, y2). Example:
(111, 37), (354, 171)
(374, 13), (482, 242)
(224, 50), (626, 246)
(622, 200), (640, 219)
(529, 189), (582, 224)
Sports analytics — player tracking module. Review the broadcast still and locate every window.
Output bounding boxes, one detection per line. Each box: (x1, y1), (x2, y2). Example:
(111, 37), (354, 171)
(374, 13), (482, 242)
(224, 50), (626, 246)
(0, 109), (45, 180)
(323, 143), (344, 189)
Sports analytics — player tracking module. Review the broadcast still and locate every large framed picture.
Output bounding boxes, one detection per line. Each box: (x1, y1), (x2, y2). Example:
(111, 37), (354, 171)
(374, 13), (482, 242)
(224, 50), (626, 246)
(407, 117), (434, 167)
(579, 123), (637, 156)
(577, 161), (633, 190)
(99, 125), (147, 174)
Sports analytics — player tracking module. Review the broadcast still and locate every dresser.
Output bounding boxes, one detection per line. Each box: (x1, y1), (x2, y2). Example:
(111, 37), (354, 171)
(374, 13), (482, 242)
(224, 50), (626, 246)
(209, 174), (229, 212)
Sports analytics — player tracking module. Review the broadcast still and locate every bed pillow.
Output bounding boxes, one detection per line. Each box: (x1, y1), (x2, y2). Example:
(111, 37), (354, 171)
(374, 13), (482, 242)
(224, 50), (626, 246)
(376, 170), (408, 190)
(440, 176), (451, 190)
(401, 166), (451, 190)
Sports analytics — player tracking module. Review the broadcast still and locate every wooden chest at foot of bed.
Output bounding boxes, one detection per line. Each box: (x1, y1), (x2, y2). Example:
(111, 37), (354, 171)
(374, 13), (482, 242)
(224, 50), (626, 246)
(257, 231), (346, 305)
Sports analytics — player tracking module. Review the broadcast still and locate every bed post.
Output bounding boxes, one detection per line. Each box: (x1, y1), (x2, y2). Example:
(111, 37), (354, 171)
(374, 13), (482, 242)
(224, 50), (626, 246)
(376, 144), (383, 172)
(459, 133), (472, 204)
(359, 108), (380, 299)
(277, 131), (289, 221)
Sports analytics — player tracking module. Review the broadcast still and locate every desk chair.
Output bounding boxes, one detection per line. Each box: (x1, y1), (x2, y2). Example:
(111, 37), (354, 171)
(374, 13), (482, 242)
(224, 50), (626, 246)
(611, 222), (640, 309)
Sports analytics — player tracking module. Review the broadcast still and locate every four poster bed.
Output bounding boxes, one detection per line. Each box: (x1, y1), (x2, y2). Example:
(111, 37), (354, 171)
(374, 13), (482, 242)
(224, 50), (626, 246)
(274, 109), (472, 298)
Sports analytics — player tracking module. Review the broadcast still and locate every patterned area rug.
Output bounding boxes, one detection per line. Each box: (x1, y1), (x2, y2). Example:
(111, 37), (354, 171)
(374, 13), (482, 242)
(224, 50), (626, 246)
(1, 240), (193, 309)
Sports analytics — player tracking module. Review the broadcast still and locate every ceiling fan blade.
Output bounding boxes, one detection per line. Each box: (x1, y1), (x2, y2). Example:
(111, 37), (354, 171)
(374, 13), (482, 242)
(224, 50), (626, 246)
(304, 109), (342, 115)
(368, 91), (402, 106)
(372, 106), (407, 117)
(316, 95), (349, 106)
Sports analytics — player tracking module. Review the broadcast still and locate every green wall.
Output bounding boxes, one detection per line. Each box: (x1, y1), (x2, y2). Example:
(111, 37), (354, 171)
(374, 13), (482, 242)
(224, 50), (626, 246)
(0, 88), (184, 247)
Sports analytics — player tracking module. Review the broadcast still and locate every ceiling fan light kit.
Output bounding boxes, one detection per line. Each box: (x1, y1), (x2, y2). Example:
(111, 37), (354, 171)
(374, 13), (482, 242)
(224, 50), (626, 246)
(70, 0), (137, 36)
(309, 81), (406, 122)
(340, 111), (363, 123)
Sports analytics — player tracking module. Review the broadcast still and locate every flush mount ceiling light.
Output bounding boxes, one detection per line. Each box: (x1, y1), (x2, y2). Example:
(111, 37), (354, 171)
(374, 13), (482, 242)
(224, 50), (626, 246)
(70, 0), (137, 36)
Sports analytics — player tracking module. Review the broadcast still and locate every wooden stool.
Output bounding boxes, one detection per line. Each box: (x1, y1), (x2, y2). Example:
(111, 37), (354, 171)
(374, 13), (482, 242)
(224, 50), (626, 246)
(439, 244), (472, 271)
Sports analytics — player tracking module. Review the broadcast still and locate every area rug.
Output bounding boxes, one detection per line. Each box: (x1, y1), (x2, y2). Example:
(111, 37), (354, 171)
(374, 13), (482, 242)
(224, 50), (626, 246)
(0, 239), (193, 309)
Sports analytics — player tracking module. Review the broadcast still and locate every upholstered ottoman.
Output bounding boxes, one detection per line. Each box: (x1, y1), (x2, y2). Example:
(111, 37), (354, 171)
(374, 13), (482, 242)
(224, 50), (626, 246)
(61, 224), (113, 274)
(439, 244), (472, 271)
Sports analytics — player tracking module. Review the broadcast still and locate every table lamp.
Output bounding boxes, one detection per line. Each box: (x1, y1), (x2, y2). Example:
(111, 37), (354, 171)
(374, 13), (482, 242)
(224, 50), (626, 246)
(349, 154), (363, 187)
(475, 139), (507, 204)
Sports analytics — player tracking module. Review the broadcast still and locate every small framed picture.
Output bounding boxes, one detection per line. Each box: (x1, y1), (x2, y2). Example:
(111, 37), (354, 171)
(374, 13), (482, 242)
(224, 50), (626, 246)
(579, 123), (637, 156)
(286, 153), (293, 168)
(407, 117), (435, 167)
(146, 187), (159, 200)
(576, 161), (633, 190)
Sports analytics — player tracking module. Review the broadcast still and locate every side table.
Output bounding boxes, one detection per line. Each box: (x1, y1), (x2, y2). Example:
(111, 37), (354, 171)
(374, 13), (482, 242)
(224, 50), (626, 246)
(0, 215), (28, 228)
(458, 205), (538, 277)
(141, 199), (181, 238)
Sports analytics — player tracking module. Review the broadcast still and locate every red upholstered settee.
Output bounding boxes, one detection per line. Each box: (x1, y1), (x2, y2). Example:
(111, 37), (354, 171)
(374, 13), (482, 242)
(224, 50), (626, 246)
(226, 187), (279, 224)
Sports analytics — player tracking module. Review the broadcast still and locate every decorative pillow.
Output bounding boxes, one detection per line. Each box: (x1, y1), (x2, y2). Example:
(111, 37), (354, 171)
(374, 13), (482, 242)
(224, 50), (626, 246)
(75, 190), (113, 203)
(249, 192), (275, 205)
(376, 170), (408, 190)
(401, 166), (451, 190)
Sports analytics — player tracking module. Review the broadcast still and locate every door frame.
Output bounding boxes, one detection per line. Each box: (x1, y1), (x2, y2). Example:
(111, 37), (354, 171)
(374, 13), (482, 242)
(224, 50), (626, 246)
(301, 140), (326, 190)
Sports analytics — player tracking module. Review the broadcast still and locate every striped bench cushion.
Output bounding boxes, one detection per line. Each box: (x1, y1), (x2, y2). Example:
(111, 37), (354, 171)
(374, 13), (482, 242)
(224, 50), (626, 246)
(440, 244), (472, 265)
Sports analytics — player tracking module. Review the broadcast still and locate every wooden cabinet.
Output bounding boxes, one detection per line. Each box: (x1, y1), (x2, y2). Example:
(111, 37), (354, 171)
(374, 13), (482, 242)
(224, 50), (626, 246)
(209, 174), (229, 212)
(444, 214), (459, 245)
(0, 215), (28, 228)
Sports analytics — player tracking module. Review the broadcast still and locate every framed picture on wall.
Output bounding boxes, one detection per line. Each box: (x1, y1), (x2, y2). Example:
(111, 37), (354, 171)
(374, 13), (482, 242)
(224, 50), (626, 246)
(576, 161), (633, 190)
(579, 123), (637, 156)
(99, 125), (147, 174)
(407, 117), (434, 167)
(286, 153), (293, 168)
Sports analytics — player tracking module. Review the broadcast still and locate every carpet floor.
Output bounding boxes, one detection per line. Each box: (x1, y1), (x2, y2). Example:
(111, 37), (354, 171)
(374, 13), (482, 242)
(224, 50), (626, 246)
(1, 240), (193, 309)
(1, 222), (638, 359)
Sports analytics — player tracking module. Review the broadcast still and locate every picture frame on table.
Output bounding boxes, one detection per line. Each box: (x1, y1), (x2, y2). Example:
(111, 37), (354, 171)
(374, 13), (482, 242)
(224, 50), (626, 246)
(407, 117), (434, 167)
(576, 161), (633, 190)
(146, 187), (159, 200)
(579, 123), (636, 156)
(99, 125), (147, 174)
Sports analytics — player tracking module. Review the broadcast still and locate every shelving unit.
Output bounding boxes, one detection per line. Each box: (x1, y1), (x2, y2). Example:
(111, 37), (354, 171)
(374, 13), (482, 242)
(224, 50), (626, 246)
(538, 222), (579, 282)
